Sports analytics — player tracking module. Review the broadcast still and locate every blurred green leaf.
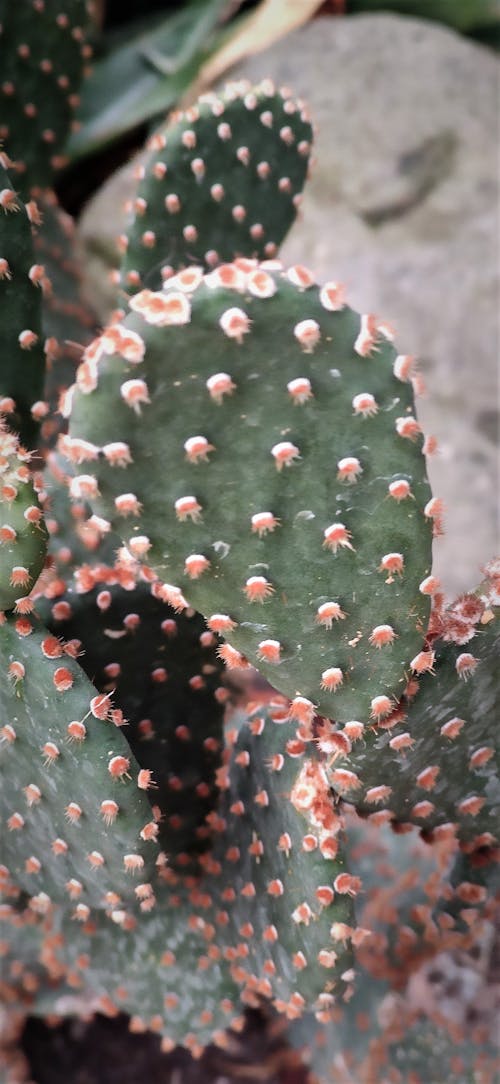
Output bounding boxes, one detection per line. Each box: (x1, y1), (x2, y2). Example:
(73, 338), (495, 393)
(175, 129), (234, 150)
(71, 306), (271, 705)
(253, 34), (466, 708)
(66, 0), (239, 162)
(347, 0), (500, 32)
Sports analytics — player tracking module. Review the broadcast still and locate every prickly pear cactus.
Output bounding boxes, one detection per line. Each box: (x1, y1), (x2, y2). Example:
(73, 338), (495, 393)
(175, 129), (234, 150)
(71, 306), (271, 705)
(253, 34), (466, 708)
(0, 163), (47, 447)
(67, 263), (433, 721)
(38, 576), (227, 863)
(0, 701), (358, 1051)
(210, 703), (357, 1016)
(288, 969), (500, 1084)
(326, 604), (499, 845)
(0, 612), (159, 908)
(33, 190), (97, 447)
(0, 0), (92, 194)
(0, 896), (242, 1054)
(119, 81), (313, 293)
(0, 424), (47, 612)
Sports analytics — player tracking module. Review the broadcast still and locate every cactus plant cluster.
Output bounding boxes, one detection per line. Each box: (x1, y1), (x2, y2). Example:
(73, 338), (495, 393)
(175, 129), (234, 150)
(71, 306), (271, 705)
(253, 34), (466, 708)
(0, 4), (498, 1082)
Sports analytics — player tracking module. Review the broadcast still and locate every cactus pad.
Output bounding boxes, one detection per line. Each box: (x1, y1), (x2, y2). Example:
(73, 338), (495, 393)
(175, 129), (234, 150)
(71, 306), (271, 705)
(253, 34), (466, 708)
(0, 424), (47, 613)
(0, 0), (92, 194)
(209, 703), (356, 1016)
(40, 576), (227, 863)
(67, 264), (433, 721)
(33, 190), (97, 448)
(326, 604), (499, 845)
(0, 163), (46, 447)
(0, 612), (159, 908)
(119, 81), (313, 293)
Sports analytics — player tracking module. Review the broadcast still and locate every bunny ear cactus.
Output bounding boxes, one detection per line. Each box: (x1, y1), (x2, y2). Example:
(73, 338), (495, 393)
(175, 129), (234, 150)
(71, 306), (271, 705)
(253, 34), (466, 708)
(0, 895), (243, 1053)
(288, 970), (499, 1084)
(41, 450), (119, 576)
(0, 0), (92, 195)
(0, 163), (47, 447)
(0, 423), (47, 612)
(37, 575), (227, 864)
(32, 190), (97, 448)
(0, 701), (358, 1052)
(0, 611), (160, 910)
(66, 263), (433, 722)
(208, 702), (357, 1018)
(325, 600), (499, 847)
(119, 81), (313, 294)
(287, 812), (499, 1084)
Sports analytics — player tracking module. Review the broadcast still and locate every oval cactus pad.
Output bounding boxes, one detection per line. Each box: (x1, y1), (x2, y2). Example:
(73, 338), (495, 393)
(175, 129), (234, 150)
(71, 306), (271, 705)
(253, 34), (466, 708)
(68, 264), (434, 720)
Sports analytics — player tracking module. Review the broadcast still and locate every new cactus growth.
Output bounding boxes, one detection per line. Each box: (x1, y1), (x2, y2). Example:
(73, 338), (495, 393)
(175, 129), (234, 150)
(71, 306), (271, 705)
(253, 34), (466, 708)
(0, 6), (499, 1080)
(119, 81), (313, 293)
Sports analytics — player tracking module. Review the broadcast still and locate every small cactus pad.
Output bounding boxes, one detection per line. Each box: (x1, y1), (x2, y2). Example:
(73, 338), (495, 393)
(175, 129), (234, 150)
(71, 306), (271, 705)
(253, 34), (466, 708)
(67, 264), (433, 720)
(0, 612), (159, 908)
(0, 1), (92, 194)
(0, 163), (46, 447)
(39, 576), (227, 863)
(119, 81), (313, 293)
(207, 703), (356, 1016)
(0, 423), (47, 613)
(326, 603), (499, 845)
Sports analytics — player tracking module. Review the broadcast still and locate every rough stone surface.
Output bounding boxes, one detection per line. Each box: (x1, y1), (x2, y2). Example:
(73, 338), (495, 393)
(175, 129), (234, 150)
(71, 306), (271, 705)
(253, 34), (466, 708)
(79, 13), (499, 598)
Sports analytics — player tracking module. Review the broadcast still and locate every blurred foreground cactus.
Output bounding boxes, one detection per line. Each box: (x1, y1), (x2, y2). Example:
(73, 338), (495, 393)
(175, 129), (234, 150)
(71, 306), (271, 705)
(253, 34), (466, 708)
(0, 4), (498, 1083)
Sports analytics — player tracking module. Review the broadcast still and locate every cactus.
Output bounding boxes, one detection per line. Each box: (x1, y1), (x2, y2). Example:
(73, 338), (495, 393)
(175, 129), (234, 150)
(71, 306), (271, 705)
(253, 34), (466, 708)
(288, 970), (500, 1084)
(0, 0), (92, 195)
(119, 81), (313, 294)
(325, 600), (499, 846)
(0, 163), (47, 447)
(0, 895), (242, 1053)
(0, 610), (159, 909)
(0, 700), (356, 1051)
(37, 575), (228, 863)
(32, 190), (97, 448)
(0, 5), (499, 1078)
(287, 814), (499, 1083)
(0, 423), (47, 612)
(66, 266), (433, 722)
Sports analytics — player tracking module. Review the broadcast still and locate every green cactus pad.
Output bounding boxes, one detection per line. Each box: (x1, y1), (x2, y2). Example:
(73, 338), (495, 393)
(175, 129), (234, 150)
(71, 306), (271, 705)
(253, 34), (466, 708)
(288, 972), (499, 1084)
(0, 897), (242, 1052)
(67, 264), (433, 721)
(326, 606), (500, 845)
(0, 424), (47, 613)
(33, 191), (97, 448)
(0, 612), (159, 909)
(119, 81), (313, 294)
(0, 163), (46, 447)
(39, 576), (227, 864)
(206, 703), (356, 1016)
(0, 1), (92, 194)
(41, 450), (120, 576)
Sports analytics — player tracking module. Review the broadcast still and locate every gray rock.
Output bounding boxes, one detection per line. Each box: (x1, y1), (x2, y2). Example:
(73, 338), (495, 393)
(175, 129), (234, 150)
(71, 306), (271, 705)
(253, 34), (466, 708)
(222, 14), (499, 597)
